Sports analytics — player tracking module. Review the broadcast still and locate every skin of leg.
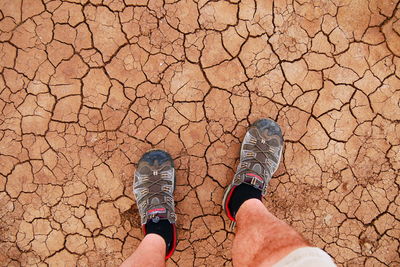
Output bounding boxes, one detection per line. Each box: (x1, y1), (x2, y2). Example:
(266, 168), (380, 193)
(120, 234), (166, 267)
(232, 199), (309, 267)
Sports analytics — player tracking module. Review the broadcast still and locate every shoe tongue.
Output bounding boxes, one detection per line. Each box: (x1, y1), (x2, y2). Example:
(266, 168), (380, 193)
(148, 198), (168, 222)
(147, 206), (168, 222)
(252, 163), (262, 174)
(151, 197), (160, 205)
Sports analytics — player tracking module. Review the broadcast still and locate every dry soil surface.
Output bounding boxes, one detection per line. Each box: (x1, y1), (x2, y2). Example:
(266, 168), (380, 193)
(0, 0), (400, 266)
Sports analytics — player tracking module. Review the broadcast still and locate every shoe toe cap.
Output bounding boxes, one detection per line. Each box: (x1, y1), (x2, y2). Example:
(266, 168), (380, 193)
(252, 118), (283, 139)
(138, 149), (174, 167)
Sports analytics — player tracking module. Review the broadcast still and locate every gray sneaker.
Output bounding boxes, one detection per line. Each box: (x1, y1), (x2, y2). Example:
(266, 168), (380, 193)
(222, 119), (284, 228)
(133, 149), (177, 258)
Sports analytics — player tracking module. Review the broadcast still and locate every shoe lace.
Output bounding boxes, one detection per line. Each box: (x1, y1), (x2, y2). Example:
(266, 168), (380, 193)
(138, 167), (174, 212)
(239, 138), (276, 178)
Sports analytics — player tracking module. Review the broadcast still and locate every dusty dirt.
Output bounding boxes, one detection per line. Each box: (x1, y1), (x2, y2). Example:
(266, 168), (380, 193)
(0, 0), (399, 266)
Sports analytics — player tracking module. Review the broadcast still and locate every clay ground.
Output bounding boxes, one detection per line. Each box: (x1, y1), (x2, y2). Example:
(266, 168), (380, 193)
(0, 0), (399, 266)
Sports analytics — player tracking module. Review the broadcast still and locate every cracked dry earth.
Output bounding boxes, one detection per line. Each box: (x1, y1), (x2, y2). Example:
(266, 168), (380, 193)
(0, 0), (400, 266)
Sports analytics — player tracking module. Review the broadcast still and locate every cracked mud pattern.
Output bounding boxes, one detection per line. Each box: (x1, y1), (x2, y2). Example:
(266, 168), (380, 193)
(0, 0), (399, 266)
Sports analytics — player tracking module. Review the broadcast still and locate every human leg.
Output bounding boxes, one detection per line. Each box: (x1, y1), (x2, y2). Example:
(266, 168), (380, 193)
(232, 199), (308, 266)
(222, 119), (335, 266)
(121, 234), (166, 267)
(222, 118), (298, 266)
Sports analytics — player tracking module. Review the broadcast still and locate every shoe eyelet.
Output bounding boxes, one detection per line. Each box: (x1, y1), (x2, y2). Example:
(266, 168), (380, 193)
(246, 152), (255, 157)
(162, 185), (171, 192)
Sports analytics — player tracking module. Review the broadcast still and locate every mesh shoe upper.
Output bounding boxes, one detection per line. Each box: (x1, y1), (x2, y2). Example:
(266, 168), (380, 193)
(134, 150), (177, 225)
(234, 119), (284, 195)
(223, 119), (284, 221)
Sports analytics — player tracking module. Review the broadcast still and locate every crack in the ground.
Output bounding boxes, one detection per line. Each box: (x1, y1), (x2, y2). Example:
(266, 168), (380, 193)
(0, 0), (399, 266)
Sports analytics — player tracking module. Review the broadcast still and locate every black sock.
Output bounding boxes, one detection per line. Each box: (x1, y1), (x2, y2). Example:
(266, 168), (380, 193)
(228, 184), (262, 219)
(145, 220), (174, 253)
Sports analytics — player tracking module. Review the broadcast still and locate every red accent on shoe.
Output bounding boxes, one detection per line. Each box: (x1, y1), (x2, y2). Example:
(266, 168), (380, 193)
(142, 224), (146, 235)
(225, 185), (237, 222)
(147, 207), (166, 214)
(165, 223), (177, 260)
(246, 172), (263, 182)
